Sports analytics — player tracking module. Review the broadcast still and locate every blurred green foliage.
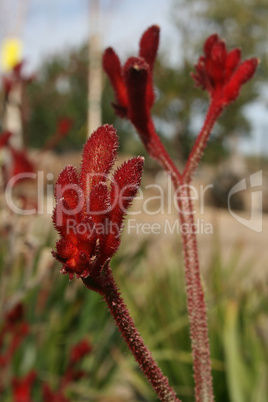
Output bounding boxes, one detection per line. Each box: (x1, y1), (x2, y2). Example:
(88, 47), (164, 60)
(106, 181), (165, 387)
(1, 217), (267, 401)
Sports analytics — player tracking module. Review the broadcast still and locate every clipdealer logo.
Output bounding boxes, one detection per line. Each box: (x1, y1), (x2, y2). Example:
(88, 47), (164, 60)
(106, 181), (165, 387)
(228, 170), (262, 233)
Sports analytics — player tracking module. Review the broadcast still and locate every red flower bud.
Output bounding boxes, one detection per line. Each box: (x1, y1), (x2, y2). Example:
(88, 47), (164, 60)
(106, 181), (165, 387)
(223, 58), (259, 104)
(192, 33), (258, 105)
(102, 47), (128, 117)
(52, 124), (144, 282)
(103, 25), (159, 119)
(123, 57), (150, 133)
(57, 117), (73, 137)
(139, 25), (160, 71)
(12, 370), (36, 402)
(0, 131), (12, 148)
(70, 339), (92, 364)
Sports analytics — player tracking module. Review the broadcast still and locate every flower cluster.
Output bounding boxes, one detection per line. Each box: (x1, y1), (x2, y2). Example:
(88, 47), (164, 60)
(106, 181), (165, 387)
(103, 26), (161, 159)
(191, 33), (258, 104)
(69, 339), (92, 365)
(103, 25), (159, 118)
(42, 116), (74, 151)
(12, 370), (37, 402)
(0, 303), (29, 369)
(52, 124), (144, 283)
(42, 339), (92, 402)
(2, 60), (35, 99)
(0, 303), (29, 395)
(0, 131), (35, 186)
(57, 117), (73, 137)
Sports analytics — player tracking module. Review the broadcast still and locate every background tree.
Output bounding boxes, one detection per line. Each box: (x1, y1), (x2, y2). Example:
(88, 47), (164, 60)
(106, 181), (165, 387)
(22, 45), (144, 155)
(9, 0), (267, 165)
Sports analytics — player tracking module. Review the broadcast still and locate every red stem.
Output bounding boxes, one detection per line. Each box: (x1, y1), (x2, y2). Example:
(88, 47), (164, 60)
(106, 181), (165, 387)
(176, 184), (214, 401)
(133, 116), (182, 184)
(100, 269), (180, 401)
(131, 111), (218, 400)
(182, 99), (223, 183)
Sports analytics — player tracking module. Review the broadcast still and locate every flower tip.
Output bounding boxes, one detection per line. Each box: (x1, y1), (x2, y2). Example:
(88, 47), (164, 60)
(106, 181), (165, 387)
(148, 24), (160, 34)
(143, 24), (160, 36)
(125, 57), (149, 73)
(204, 33), (220, 55)
(139, 25), (160, 69)
(102, 47), (121, 72)
(103, 46), (115, 59)
(136, 155), (145, 167)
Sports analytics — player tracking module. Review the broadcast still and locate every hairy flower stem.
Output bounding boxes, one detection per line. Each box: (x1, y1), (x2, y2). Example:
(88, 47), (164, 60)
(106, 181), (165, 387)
(176, 183), (214, 402)
(135, 108), (220, 400)
(133, 117), (183, 183)
(183, 100), (223, 183)
(100, 269), (180, 401)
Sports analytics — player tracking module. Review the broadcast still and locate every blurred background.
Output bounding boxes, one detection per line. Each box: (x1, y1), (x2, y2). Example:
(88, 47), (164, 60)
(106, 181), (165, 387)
(0, 0), (268, 400)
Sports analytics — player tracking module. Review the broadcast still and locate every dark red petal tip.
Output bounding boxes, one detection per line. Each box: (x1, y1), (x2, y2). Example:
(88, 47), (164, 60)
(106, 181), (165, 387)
(102, 47), (121, 74)
(102, 48), (128, 111)
(223, 57), (259, 104)
(80, 124), (118, 196)
(124, 56), (150, 74)
(204, 34), (219, 56)
(139, 25), (160, 69)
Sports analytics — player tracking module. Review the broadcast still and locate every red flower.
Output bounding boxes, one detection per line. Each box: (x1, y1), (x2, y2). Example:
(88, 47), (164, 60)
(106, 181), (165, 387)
(2, 60), (35, 98)
(103, 25), (159, 124)
(57, 117), (73, 137)
(191, 33), (258, 104)
(0, 131), (35, 185)
(0, 303), (29, 370)
(52, 124), (144, 283)
(0, 131), (12, 148)
(69, 339), (92, 365)
(42, 384), (70, 402)
(12, 370), (36, 402)
(5, 303), (24, 325)
(8, 147), (35, 179)
(103, 26), (173, 165)
(42, 339), (91, 399)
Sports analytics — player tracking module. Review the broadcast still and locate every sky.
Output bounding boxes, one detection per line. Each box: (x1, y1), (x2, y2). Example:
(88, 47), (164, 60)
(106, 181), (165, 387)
(0, 0), (267, 156)
(15, 0), (178, 71)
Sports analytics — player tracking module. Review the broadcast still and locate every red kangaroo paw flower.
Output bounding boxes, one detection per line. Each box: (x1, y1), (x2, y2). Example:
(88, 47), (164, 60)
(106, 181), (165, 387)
(123, 57), (150, 134)
(52, 124), (144, 284)
(7, 146), (36, 184)
(12, 370), (36, 402)
(223, 58), (259, 103)
(103, 156), (144, 258)
(2, 60), (35, 99)
(139, 25), (160, 108)
(42, 339), (91, 400)
(102, 47), (128, 117)
(0, 131), (12, 148)
(69, 339), (92, 365)
(139, 25), (160, 70)
(103, 25), (180, 174)
(57, 117), (73, 137)
(42, 384), (70, 402)
(80, 124), (118, 199)
(103, 25), (159, 119)
(191, 33), (258, 104)
(5, 303), (24, 324)
(0, 131), (35, 185)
